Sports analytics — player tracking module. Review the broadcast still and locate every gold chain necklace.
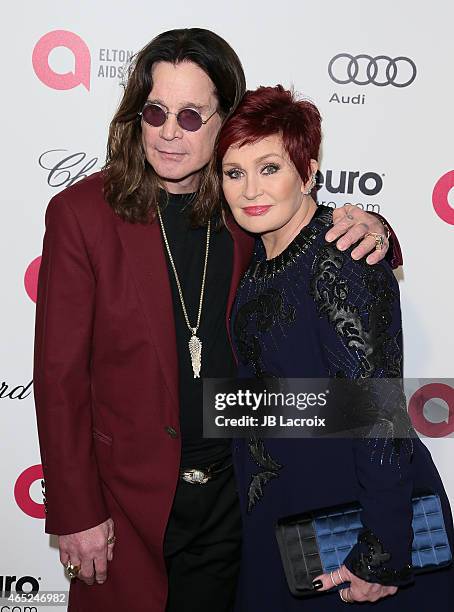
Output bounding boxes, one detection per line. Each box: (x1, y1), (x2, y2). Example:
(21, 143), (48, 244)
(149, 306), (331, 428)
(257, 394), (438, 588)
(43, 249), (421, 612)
(157, 206), (211, 378)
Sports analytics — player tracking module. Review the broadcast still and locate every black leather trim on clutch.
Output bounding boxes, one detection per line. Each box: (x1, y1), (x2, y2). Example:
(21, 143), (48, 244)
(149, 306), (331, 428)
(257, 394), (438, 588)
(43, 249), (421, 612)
(275, 514), (323, 596)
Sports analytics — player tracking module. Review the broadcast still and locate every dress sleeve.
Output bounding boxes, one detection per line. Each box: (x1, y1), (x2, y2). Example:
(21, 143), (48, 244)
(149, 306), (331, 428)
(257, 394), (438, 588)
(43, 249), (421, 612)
(310, 242), (414, 586)
(33, 192), (109, 535)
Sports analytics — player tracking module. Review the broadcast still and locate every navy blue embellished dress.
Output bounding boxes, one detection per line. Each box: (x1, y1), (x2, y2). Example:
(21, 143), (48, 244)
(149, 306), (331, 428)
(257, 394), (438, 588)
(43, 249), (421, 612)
(231, 205), (454, 610)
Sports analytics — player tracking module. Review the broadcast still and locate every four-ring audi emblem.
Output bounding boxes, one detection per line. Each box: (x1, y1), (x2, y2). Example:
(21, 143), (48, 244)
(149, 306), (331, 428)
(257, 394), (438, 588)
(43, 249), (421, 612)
(328, 54), (417, 87)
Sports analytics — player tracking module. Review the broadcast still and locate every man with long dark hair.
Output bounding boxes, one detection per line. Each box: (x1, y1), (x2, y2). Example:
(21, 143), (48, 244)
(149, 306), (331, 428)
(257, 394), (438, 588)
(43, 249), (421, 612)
(33, 28), (399, 612)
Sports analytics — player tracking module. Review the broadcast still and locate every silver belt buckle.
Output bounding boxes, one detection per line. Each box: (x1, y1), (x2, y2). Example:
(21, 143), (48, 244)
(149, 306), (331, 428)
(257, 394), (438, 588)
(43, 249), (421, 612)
(181, 468), (210, 485)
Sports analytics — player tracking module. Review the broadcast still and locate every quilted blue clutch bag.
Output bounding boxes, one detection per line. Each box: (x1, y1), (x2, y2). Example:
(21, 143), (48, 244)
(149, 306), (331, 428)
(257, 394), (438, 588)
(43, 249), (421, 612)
(275, 492), (452, 598)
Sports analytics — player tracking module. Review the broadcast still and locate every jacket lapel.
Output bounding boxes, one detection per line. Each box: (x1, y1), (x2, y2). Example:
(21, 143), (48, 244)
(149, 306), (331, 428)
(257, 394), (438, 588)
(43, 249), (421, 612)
(114, 215), (178, 408)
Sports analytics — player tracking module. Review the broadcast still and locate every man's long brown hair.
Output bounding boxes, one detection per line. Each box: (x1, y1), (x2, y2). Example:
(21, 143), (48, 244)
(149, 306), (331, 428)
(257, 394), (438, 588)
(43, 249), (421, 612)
(103, 28), (246, 226)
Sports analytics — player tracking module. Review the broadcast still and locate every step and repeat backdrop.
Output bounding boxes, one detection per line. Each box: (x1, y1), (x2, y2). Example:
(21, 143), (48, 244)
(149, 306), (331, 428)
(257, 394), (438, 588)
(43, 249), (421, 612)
(2, 0), (453, 605)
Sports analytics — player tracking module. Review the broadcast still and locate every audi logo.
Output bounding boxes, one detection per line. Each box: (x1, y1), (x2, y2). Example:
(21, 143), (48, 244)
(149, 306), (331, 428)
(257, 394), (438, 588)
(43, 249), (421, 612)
(328, 54), (417, 87)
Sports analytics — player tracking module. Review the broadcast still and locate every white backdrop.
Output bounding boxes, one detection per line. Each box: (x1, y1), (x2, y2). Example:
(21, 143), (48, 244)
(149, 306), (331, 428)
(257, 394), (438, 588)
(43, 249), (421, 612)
(2, 0), (453, 604)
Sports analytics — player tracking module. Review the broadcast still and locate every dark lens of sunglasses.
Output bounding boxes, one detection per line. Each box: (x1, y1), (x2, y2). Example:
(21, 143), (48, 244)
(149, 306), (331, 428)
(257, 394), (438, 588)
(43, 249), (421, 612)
(142, 104), (167, 127)
(177, 108), (203, 131)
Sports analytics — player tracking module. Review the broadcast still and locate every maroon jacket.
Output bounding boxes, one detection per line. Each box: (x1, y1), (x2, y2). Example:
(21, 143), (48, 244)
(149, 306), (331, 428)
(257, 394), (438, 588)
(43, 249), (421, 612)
(33, 172), (254, 612)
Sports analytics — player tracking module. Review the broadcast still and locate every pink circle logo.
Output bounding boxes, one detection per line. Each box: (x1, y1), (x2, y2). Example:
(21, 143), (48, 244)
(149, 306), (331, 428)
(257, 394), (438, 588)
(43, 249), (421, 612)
(24, 256), (41, 303)
(408, 383), (454, 437)
(432, 171), (454, 225)
(32, 30), (91, 91)
(14, 465), (45, 519)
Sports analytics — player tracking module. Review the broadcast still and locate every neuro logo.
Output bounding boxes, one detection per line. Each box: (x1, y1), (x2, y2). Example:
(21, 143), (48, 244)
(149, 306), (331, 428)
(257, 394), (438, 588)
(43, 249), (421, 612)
(408, 383), (454, 437)
(0, 575), (41, 597)
(432, 171), (454, 225)
(32, 30), (91, 91)
(14, 465), (45, 519)
(317, 169), (383, 196)
(328, 54), (417, 87)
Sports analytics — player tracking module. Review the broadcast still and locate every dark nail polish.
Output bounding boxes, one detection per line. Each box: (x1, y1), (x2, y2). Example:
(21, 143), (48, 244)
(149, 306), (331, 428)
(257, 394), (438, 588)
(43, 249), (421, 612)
(312, 579), (323, 590)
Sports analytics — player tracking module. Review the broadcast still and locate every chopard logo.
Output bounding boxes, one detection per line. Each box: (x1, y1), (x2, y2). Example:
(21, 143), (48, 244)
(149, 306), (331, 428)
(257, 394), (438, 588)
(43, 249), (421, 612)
(328, 53), (417, 87)
(0, 380), (33, 400)
(39, 149), (99, 188)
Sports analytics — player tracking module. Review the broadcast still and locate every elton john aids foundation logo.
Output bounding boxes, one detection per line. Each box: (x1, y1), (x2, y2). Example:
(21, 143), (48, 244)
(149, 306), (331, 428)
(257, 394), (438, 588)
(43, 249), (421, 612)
(32, 30), (91, 91)
(24, 256), (41, 303)
(432, 170), (454, 225)
(14, 465), (45, 519)
(408, 383), (454, 438)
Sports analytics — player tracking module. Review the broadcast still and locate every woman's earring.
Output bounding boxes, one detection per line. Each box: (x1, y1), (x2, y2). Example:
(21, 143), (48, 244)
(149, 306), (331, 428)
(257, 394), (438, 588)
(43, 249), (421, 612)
(303, 172), (317, 196)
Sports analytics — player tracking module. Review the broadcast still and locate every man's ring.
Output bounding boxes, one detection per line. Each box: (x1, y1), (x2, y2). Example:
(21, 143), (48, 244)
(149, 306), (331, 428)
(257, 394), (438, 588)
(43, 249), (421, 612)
(64, 561), (80, 579)
(107, 535), (116, 545)
(344, 204), (355, 220)
(365, 232), (385, 251)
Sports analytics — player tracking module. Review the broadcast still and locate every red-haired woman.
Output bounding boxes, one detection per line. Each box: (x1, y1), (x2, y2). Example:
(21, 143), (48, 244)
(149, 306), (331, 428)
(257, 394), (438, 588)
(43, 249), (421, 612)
(218, 85), (454, 610)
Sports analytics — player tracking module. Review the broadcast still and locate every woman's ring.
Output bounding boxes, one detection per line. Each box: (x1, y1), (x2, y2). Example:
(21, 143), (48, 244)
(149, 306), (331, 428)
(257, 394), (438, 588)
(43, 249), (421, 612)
(107, 535), (116, 545)
(340, 588), (353, 603)
(330, 570), (340, 587)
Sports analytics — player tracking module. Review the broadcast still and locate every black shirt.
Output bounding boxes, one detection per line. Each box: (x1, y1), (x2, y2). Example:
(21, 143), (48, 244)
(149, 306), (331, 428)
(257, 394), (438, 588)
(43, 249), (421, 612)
(159, 191), (235, 467)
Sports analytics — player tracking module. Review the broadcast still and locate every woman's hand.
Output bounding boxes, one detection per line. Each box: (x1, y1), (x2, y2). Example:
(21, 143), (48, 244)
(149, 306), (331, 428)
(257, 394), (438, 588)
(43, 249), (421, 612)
(327, 203), (389, 264)
(313, 564), (398, 603)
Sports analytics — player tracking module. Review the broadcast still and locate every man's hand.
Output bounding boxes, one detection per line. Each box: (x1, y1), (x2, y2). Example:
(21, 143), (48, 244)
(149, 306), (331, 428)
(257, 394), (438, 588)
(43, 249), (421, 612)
(59, 518), (115, 585)
(327, 204), (389, 265)
(314, 564), (398, 603)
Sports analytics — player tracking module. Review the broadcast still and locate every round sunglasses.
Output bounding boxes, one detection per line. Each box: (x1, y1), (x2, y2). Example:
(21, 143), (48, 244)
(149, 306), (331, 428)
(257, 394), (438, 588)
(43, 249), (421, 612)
(139, 102), (218, 132)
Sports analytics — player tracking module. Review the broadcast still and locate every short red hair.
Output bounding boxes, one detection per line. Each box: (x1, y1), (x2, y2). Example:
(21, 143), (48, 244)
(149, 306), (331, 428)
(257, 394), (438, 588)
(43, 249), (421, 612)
(217, 85), (322, 184)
